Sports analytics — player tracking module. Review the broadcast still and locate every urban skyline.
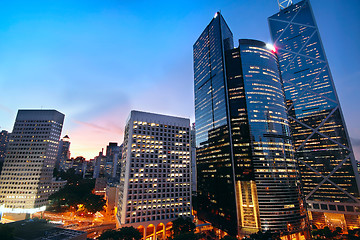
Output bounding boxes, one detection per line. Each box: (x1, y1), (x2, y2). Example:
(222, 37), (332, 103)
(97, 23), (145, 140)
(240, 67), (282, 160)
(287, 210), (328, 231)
(0, 0), (359, 160)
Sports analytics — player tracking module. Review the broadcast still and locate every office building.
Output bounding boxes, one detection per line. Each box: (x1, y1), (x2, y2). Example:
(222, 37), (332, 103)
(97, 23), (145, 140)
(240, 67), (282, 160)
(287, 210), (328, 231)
(0, 130), (10, 173)
(269, 0), (360, 229)
(116, 110), (191, 240)
(93, 150), (106, 179)
(57, 135), (71, 171)
(190, 123), (197, 194)
(105, 142), (121, 179)
(0, 110), (64, 216)
(194, 13), (307, 238)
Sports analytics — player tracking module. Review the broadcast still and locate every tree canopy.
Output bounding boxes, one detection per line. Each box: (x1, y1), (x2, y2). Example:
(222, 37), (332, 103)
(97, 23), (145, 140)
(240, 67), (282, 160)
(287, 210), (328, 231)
(48, 178), (105, 213)
(98, 227), (142, 240)
(0, 224), (14, 240)
(172, 217), (196, 236)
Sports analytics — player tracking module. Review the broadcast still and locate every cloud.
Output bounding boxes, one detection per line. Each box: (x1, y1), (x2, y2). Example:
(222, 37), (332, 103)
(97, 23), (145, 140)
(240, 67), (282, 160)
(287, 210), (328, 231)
(0, 104), (13, 115)
(65, 104), (130, 159)
(72, 119), (120, 134)
(351, 137), (360, 147)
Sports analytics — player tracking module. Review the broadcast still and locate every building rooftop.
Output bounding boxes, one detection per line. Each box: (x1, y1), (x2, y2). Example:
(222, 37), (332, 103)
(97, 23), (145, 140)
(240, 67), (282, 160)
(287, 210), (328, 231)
(7, 219), (87, 240)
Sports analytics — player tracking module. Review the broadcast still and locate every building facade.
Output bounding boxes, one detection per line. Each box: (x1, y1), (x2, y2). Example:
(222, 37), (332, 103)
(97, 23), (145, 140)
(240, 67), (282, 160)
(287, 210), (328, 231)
(0, 110), (64, 215)
(268, 0), (360, 229)
(116, 110), (191, 240)
(105, 142), (121, 179)
(0, 130), (10, 173)
(194, 13), (307, 238)
(57, 135), (71, 171)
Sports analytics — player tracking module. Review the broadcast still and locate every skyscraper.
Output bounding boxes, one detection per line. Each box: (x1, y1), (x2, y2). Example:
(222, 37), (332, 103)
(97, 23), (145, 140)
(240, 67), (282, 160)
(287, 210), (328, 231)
(269, 0), (360, 228)
(0, 130), (10, 173)
(116, 110), (191, 240)
(105, 142), (121, 179)
(194, 13), (307, 238)
(57, 135), (71, 171)
(0, 110), (64, 217)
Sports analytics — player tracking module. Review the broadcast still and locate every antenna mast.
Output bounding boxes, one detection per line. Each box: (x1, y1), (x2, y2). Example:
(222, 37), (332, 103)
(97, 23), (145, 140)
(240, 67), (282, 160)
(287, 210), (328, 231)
(277, 0), (293, 10)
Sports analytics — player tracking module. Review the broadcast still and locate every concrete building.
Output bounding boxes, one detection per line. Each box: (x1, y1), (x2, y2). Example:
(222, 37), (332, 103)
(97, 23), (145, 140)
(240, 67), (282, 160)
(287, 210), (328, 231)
(0, 110), (64, 218)
(57, 135), (71, 171)
(0, 130), (10, 174)
(116, 110), (191, 240)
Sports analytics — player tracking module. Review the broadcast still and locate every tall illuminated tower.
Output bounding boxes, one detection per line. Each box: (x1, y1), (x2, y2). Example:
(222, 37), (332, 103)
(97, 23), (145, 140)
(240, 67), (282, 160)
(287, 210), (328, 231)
(0, 110), (64, 218)
(194, 13), (307, 238)
(269, 0), (360, 228)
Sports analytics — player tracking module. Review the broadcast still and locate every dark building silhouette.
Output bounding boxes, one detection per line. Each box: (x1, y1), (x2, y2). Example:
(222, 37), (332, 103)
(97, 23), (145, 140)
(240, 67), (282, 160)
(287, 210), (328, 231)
(57, 135), (71, 171)
(0, 130), (10, 173)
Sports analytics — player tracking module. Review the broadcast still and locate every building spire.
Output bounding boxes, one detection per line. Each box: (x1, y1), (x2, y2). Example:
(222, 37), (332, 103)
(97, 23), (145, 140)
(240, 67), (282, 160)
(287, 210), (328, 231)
(277, 0), (293, 10)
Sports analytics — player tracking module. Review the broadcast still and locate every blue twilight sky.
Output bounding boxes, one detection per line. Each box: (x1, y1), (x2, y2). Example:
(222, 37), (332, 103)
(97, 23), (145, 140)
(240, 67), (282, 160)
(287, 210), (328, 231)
(0, 0), (359, 159)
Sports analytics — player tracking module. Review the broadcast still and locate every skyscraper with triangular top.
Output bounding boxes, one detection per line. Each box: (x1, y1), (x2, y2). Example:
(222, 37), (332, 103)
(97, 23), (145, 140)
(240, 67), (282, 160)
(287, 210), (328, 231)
(269, 0), (360, 229)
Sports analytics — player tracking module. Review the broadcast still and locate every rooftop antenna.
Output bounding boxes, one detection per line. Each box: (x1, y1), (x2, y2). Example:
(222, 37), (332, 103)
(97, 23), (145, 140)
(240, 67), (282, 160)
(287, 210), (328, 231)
(277, 0), (293, 10)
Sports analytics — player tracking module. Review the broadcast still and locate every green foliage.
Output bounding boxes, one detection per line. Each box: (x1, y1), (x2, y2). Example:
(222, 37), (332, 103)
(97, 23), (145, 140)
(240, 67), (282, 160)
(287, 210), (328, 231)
(48, 178), (104, 213)
(221, 235), (238, 240)
(346, 228), (360, 240)
(98, 230), (119, 240)
(98, 227), (142, 240)
(171, 217), (196, 237)
(244, 231), (280, 240)
(312, 226), (343, 239)
(84, 193), (106, 213)
(173, 232), (199, 240)
(53, 168), (82, 184)
(0, 224), (14, 240)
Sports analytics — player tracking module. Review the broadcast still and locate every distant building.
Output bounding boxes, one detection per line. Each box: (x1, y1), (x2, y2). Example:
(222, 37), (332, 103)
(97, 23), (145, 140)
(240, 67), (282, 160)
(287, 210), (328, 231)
(105, 182), (118, 215)
(94, 177), (107, 196)
(72, 156), (86, 176)
(116, 110), (191, 240)
(0, 109), (64, 217)
(93, 150), (106, 179)
(0, 130), (10, 173)
(49, 178), (67, 196)
(190, 123), (196, 194)
(57, 135), (71, 171)
(105, 142), (121, 180)
(84, 158), (95, 179)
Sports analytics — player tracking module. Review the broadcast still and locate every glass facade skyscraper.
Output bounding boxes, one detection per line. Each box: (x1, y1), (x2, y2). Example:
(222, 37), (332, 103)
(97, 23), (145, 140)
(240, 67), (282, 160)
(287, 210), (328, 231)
(269, 0), (360, 227)
(194, 13), (306, 238)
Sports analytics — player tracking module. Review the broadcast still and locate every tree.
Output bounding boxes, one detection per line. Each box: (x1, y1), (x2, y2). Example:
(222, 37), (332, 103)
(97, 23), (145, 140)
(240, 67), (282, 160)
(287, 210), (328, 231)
(47, 178), (104, 213)
(311, 226), (343, 240)
(0, 224), (14, 240)
(246, 231), (280, 240)
(346, 229), (360, 240)
(98, 230), (119, 240)
(221, 236), (237, 240)
(84, 194), (106, 213)
(98, 227), (142, 240)
(172, 217), (196, 236)
(118, 227), (142, 240)
(173, 232), (198, 240)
